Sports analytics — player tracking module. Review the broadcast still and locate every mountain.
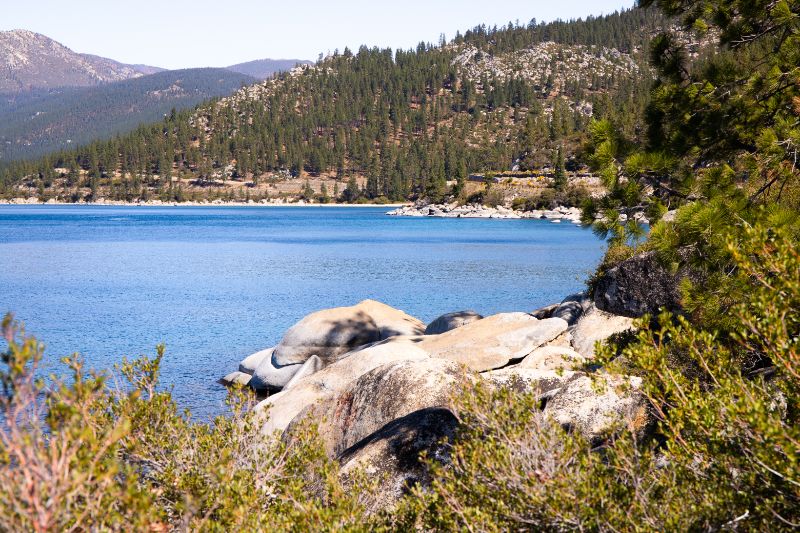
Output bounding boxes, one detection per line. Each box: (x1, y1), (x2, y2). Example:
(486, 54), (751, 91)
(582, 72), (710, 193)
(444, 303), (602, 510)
(0, 68), (256, 161)
(0, 30), (161, 92)
(0, 8), (673, 202)
(226, 58), (311, 80)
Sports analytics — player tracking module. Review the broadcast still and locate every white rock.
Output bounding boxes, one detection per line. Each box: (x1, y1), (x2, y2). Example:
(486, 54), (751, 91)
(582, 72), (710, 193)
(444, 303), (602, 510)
(544, 373), (650, 442)
(250, 350), (303, 392)
(570, 305), (635, 359)
(256, 338), (430, 434)
(238, 347), (273, 375)
(219, 371), (252, 387)
(417, 313), (569, 371)
(283, 355), (324, 391)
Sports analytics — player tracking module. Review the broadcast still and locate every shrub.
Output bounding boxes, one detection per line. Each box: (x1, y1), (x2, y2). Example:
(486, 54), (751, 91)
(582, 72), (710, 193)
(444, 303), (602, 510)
(558, 182), (590, 208)
(483, 188), (505, 208)
(0, 318), (374, 531)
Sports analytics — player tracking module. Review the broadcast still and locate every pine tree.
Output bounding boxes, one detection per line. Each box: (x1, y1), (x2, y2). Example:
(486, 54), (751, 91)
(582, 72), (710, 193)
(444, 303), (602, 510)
(344, 176), (359, 203)
(553, 146), (567, 191)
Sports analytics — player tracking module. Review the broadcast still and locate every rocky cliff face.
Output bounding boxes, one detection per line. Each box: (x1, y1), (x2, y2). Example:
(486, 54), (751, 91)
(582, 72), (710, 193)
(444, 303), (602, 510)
(0, 30), (158, 92)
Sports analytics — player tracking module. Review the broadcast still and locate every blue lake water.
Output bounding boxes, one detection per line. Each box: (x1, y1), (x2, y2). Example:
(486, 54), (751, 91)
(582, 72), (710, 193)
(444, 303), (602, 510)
(0, 205), (605, 418)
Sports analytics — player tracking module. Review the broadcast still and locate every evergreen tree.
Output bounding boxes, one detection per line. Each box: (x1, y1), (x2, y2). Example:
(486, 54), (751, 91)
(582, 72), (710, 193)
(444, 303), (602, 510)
(553, 146), (567, 191)
(344, 176), (359, 203)
(300, 180), (314, 201)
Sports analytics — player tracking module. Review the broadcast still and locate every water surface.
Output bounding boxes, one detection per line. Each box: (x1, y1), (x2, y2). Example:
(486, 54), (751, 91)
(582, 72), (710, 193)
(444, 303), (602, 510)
(0, 205), (605, 418)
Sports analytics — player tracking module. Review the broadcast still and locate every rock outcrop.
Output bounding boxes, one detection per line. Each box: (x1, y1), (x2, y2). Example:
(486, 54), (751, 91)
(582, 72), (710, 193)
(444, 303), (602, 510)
(288, 358), (471, 458)
(593, 252), (683, 318)
(416, 313), (569, 372)
(570, 306), (635, 359)
(543, 373), (652, 443)
(387, 202), (583, 223)
(272, 299), (424, 367)
(424, 310), (483, 335)
(256, 338), (430, 434)
(221, 292), (657, 509)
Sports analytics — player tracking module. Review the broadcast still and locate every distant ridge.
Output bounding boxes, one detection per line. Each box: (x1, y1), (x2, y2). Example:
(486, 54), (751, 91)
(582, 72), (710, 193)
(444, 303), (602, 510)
(0, 29), (161, 92)
(0, 29), (313, 160)
(226, 58), (312, 80)
(0, 68), (256, 160)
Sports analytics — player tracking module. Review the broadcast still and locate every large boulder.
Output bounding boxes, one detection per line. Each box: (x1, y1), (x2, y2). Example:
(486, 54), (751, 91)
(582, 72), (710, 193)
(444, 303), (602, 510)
(570, 306), (635, 359)
(272, 302), (382, 366)
(543, 373), (652, 443)
(417, 313), (568, 372)
(552, 293), (592, 326)
(288, 358), (471, 457)
(256, 338), (430, 434)
(424, 311), (483, 335)
(272, 300), (424, 366)
(338, 408), (458, 512)
(593, 251), (683, 318)
(238, 347), (273, 375)
(360, 299), (426, 339)
(249, 349), (303, 392)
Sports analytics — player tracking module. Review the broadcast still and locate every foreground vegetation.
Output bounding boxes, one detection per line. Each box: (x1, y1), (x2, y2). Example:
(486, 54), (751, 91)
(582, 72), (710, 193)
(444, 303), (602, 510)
(1, 221), (797, 530)
(1, 0), (799, 529)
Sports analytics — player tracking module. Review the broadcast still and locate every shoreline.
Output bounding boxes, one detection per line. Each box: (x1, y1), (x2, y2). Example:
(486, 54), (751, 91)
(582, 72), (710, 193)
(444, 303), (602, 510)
(0, 199), (410, 208)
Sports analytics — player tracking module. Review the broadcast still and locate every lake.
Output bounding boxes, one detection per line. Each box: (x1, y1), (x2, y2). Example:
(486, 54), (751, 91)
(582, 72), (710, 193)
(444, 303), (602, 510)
(0, 205), (605, 418)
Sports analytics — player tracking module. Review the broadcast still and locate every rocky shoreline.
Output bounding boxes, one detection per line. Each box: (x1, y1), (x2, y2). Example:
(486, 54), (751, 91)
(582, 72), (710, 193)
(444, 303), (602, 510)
(219, 253), (677, 508)
(0, 198), (408, 208)
(387, 202), (584, 223)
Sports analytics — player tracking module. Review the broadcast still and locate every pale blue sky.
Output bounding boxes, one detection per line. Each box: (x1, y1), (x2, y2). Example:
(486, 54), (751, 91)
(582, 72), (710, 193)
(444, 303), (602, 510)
(2, 0), (636, 69)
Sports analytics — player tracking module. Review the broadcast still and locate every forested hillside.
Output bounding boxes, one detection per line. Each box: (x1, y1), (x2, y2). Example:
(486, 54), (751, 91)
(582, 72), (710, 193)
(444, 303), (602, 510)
(0, 8), (672, 203)
(0, 68), (256, 161)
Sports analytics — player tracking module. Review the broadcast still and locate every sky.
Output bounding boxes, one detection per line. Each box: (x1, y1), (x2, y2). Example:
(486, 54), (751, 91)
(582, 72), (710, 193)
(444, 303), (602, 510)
(2, 0), (636, 70)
